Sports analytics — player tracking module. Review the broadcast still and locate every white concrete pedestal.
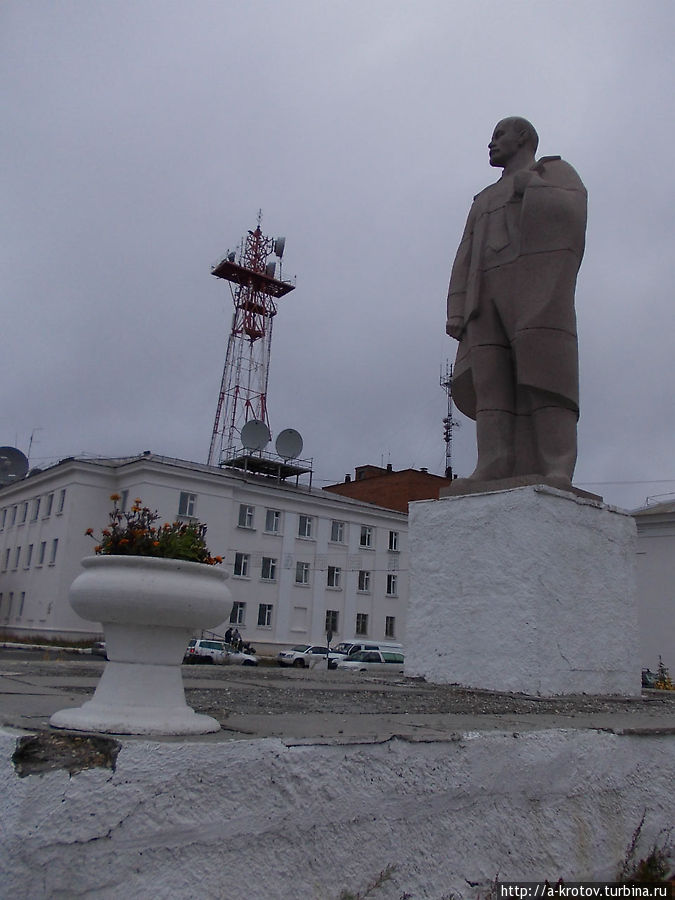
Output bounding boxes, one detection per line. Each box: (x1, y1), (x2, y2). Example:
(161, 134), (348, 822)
(406, 485), (641, 696)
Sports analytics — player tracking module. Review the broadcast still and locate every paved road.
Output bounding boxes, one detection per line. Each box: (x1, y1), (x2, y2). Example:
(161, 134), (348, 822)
(1, 647), (674, 743)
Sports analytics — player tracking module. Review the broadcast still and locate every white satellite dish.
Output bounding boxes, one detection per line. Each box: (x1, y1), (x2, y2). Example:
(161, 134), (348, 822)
(274, 236), (286, 259)
(265, 260), (276, 278)
(275, 428), (303, 460)
(240, 419), (271, 451)
(0, 447), (29, 486)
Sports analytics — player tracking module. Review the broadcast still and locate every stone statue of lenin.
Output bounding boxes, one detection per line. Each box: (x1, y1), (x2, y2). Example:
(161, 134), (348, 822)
(446, 117), (587, 490)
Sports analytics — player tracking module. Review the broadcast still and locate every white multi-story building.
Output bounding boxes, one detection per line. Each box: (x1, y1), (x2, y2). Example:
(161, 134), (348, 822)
(634, 499), (675, 673)
(0, 453), (408, 654)
(2, 453), (671, 673)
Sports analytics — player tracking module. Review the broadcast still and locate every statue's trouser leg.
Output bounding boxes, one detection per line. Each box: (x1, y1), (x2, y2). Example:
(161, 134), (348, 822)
(468, 344), (516, 480)
(514, 385), (536, 476)
(529, 392), (578, 483)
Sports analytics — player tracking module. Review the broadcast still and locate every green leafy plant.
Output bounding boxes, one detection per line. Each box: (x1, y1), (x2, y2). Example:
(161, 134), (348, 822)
(86, 495), (222, 565)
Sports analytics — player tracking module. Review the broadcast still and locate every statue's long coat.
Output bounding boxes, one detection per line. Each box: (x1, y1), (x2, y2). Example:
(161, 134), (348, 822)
(447, 156), (587, 420)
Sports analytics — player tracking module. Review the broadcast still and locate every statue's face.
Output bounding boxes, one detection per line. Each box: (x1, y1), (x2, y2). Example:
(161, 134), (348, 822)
(488, 120), (521, 168)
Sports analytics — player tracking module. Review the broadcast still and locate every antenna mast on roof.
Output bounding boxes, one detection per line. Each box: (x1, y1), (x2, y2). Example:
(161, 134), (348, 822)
(207, 214), (295, 467)
(440, 361), (459, 479)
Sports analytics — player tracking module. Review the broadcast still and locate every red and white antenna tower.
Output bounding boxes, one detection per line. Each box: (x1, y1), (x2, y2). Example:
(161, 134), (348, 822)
(208, 215), (295, 467)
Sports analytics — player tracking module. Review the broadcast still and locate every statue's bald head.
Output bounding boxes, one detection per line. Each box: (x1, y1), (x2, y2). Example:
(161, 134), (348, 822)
(488, 117), (539, 169)
(498, 117), (539, 152)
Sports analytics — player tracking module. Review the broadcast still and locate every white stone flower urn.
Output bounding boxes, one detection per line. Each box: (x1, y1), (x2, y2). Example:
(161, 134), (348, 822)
(50, 555), (232, 735)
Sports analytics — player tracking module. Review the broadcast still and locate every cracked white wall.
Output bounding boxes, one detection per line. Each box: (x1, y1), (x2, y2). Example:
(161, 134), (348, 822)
(1, 727), (673, 899)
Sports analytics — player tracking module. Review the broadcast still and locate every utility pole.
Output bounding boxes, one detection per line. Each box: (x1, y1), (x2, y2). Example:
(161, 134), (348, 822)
(440, 361), (459, 479)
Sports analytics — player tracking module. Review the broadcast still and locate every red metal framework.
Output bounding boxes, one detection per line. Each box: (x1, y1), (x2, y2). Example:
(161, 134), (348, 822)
(208, 219), (295, 467)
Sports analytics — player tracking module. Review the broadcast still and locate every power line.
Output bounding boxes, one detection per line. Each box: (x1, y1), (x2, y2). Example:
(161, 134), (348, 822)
(577, 478), (675, 486)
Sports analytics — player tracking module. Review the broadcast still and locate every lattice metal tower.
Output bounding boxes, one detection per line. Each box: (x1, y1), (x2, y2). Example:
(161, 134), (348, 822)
(208, 217), (295, 467)
(440, 361), (459, 479)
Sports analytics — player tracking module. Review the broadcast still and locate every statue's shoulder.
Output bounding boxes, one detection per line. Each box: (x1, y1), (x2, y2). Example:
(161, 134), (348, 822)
(472, 179), (502, 203)
(533, 156), (586, 193)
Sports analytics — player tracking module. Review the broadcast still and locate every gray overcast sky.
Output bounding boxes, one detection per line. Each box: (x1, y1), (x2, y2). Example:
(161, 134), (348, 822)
(2, 0), (674, 510)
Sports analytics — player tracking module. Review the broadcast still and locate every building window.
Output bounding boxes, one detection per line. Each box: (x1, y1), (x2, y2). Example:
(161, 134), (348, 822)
(265, 509), (281, 533)
(44, 493), (54, 517)
(19, 502), (28, 524)
(2, 548), (9, 571)
(330, 520), (345, 543)
(38, 542), (46, 566)
(119, 490), (129, 512)
(385, 615), (396, 639)
(356, 613), (369, 636)
(18, 592), (26, 618)
(238, 504), (255, 529)
(298, 515), (313, 539)
(257, 603), (273, 628)
(388, 530), (399, 552)
(233, 552), (250, 578)
(25, 545), (33, 569)
(178, 492), (197, 518)
(261, 557), (277, 581)
(31, 498), (41, 522)
(325, 609), (339, 635)
(326, 566), (342, 589)
(386, 573), (398, 596)
(357, 570), (370, 592)
(295, 561), (311, 585)
(230, 601), (246, 625)
(0, 508), (5, 530)
(14, 547), (22, 569)
(57, 489), (66, 514)
(10, 506), (17, 526)
(49, 539), (58, 565)
(360, 525), (373, 549)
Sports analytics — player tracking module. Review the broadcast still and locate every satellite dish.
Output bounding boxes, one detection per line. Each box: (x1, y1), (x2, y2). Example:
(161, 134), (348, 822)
(0, 447), (29, 486)
(240, 419), (271, 451)
(265, 260), (276, 278)
(275, 428), (303, 460)
(274, 237), (286, 259)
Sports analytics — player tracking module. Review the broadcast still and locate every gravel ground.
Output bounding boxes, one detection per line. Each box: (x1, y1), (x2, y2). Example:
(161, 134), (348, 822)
(181, 664), (675, 723)
(3, 656), (674, 731)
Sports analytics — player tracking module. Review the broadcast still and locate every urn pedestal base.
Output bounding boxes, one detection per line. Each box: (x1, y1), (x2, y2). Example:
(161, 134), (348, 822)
(50, 641), (221, 735)
(49, 657), (220, 734)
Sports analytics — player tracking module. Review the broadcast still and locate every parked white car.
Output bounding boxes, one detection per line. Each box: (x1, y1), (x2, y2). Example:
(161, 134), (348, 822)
(184, 639), (258, 666)
(222, 642), (258, 666)
(277, 644), (342, 668)
(336, 650), (405, 673)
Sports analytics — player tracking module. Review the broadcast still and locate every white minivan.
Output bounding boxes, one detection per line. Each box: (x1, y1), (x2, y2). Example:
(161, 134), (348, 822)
(336, 649), (405, 673)
(329, 641), (403, 668)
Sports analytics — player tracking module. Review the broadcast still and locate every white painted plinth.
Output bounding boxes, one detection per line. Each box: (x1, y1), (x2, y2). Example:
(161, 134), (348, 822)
(406, 485), (641, 696)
